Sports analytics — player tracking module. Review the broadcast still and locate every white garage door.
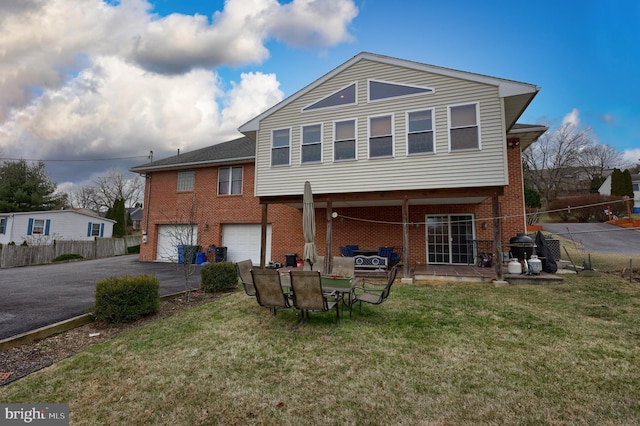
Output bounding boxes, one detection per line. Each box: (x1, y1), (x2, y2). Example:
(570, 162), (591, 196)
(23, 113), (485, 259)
(222, 224), (271, 265)
(156, 225), (198, 262)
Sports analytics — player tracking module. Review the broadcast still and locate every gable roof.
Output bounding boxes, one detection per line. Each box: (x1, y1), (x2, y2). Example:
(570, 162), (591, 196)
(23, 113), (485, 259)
(130, 136), (255, 173)
(238, 51), (540, 138)
(1, 209), (116, 223)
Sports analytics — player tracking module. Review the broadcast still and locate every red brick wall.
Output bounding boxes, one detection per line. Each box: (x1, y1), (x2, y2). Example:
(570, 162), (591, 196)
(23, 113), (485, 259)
(140, 146), (527, 266)
(139, 162), (302, 263)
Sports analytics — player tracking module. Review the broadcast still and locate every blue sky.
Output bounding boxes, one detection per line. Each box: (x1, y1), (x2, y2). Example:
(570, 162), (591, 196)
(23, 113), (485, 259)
(0, 0), (638, 191)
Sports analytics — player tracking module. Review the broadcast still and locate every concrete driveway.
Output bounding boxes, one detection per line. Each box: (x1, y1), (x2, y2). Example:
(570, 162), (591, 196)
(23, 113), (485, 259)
(541, 223), (640, 255)
(0, 255), (200, 340)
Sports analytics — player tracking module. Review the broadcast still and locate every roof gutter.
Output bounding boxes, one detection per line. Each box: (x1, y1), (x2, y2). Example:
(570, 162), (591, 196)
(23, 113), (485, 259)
(130, 155), (255, 173)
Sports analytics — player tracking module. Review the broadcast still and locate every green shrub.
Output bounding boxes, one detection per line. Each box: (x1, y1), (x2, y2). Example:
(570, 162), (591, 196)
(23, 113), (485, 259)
(200, 261), (238, 292)
(127, 244), (140, 254)
(93, 275), (159, 323)
(52, 253), (84, 262)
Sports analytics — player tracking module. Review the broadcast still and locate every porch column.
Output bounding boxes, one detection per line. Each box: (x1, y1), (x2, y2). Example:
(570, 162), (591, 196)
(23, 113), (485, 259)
(402, 198), (410, 277)
(325, 200), (333, 275)
(492, 194), (503, 281)
(260, 203), (268, 269)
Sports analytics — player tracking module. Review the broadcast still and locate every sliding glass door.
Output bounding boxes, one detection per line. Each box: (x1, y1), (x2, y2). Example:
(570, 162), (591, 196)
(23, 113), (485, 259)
(426, 214), (475, 264)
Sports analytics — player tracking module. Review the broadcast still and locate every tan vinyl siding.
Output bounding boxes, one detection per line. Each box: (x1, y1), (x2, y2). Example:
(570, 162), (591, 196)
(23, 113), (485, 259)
(255, 59), (507, 197)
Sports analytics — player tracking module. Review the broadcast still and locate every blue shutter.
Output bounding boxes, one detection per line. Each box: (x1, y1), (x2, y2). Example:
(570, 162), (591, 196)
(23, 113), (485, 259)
(100, 223), (104, 237)
(44, 219), (51, 236)
(87, 222), (93, 237)
(27, 218), (34, 235)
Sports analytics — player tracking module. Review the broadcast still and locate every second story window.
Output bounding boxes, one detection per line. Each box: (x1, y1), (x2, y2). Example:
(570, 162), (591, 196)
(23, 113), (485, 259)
(407, 109), (434, 154)
(301, 124), (322, 163)
(334, 119), (356, 161)
(177, 170), (195, 192)
(271, 128), (290, 166)
(218, 166), (243, 195)
(369, 115), (393, 158)
(449, 103), (480, 151)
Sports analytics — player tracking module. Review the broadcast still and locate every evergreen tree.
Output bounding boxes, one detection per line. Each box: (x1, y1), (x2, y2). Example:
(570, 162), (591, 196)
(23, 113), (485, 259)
(106, 197), (127, 237)
(0, 160), (67, 212)
(610, 168), (623, 196)
(621, 169), (634, 198)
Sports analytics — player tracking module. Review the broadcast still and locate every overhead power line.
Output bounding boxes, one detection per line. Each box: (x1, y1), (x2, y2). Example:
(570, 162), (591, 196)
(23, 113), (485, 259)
(0, 155), (149, 162)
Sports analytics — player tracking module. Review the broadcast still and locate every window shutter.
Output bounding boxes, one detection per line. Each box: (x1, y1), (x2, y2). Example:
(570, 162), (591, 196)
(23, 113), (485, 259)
(44, 219), (51, 236)
(87, 222), (93, 237)
(100, 223), (104, 237)
(27, 218), (34, 235)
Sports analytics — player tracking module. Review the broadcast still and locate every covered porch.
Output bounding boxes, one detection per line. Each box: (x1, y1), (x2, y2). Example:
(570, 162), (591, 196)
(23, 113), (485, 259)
(257, 185), (512, 282)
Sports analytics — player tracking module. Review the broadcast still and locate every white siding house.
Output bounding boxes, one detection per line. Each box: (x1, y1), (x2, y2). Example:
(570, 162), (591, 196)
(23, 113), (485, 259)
(598, 173), (640, 209)
(0, 210), (116, 245)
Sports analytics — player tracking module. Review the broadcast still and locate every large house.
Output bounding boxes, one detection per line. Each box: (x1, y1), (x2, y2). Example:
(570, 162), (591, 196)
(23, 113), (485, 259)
(132, 52), (547, 278)
(0, 209), (116, 245)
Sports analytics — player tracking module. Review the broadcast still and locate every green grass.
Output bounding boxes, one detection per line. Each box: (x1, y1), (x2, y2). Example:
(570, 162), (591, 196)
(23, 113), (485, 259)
(2, 273), (640, 425)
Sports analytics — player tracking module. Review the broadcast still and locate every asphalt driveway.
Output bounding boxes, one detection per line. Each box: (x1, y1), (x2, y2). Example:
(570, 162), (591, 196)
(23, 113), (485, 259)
(541, 223), (640, 255)
(0, 255), (199, 340)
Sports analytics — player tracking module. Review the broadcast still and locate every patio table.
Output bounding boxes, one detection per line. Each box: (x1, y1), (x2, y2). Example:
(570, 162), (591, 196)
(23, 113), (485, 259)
(320, 275), (356, 317)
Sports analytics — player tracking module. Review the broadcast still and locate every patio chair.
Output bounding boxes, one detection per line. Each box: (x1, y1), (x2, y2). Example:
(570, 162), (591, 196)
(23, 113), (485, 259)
(351, 263), (401, 317)
(236, 259), (255, 296)
(331, 256), (355, 277)
(339, 246), (352, 257)
(250, 269), (292, 315)
(377, 246), (393, 260)
(303, 255), (325, 272)
(289, 270), (340, 322)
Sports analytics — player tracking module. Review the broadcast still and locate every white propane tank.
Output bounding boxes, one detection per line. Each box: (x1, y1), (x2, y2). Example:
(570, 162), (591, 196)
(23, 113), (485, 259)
(528, 254), (543, 275)
(508, 258), (522, 274)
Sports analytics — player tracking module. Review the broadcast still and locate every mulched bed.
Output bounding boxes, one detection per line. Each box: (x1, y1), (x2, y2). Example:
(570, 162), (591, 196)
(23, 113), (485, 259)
(0, 290), (220, 386)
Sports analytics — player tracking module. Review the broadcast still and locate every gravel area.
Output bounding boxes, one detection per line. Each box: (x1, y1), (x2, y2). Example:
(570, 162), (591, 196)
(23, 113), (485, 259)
(0, 290), (221, 386)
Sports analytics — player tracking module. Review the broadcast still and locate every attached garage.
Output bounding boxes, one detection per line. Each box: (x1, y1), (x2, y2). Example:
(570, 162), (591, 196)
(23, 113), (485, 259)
(222, 224), (271, 265)
(156, 224), (198, 262)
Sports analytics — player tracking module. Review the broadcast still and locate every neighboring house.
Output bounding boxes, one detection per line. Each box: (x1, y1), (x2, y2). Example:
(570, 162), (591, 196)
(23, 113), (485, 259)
(133, 52), (547, 275)
(598, 173), (640, 209)
(127, 207), (143, 230)
(0, 210), (116, 245)
(130, 137), (300, 264)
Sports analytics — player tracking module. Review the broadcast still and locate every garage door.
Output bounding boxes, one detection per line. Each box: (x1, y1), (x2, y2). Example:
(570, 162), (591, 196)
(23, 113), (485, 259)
(222, 224), (271, 265)
(156, 225), (198, 262)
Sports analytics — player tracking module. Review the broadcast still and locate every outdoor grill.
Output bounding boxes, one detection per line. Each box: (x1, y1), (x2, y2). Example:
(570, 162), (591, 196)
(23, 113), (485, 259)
(507, 233), (536, 261)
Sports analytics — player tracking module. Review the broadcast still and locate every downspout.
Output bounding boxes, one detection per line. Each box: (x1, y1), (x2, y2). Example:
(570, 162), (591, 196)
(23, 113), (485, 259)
(143, 173), (152, 241)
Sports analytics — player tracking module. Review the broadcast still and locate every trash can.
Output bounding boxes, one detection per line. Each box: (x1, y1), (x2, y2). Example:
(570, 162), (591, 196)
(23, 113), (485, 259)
(195, 252), (206, 265)
(285, 253), (297, 267)
(215, 246), (227, 262)
(178, 245), (200, 264)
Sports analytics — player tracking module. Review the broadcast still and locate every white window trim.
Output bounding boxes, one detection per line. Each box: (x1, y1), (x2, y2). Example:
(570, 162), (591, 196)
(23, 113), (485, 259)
(218, 166), (244, 195)
(332, 118), (358, 162)
(406, 108), (436, 156)
(447, 102), (481, 152)
(301, 82), (358, 113)
(300, 123), (323, 164)
(367, 113), (394, 159)
(32, 219), (45, 235)
(271, 127), (291, 167)
(367, 79), (435, 103)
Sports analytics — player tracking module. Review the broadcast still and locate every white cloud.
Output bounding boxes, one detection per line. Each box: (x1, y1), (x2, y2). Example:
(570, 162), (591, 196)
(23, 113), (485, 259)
(0, 0), (358, 184)
(562, 108), (581, 127)
(622, 148), (640, 166)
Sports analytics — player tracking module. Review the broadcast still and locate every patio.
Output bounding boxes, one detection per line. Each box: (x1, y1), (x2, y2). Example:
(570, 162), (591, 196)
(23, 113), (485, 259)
(353, 263), (564, 285)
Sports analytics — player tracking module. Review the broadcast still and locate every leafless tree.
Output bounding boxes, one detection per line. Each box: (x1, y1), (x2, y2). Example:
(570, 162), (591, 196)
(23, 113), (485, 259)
(158, 195), (201, 302)
(67, 168), (143, 213)
(523, 122), (593, 207)
(576, 143), (623, 183)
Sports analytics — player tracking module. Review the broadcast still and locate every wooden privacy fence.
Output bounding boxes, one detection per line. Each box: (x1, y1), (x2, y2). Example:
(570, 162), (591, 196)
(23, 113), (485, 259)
(0, 235), (140, 268)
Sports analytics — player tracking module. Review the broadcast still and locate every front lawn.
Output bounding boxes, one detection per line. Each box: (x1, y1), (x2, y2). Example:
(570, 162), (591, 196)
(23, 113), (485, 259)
(2, 273), (639, 424)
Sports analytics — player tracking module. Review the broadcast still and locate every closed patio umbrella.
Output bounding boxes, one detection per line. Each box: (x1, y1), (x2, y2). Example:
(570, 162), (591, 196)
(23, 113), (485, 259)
(303, 181), (318, 270)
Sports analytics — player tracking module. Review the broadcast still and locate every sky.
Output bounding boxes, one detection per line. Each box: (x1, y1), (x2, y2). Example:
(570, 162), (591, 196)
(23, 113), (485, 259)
(0, 0), (638, 195)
